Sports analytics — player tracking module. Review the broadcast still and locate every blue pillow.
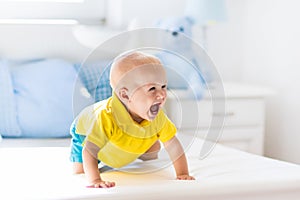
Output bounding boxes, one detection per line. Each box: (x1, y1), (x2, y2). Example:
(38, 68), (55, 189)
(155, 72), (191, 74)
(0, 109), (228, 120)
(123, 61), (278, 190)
(0, 60), (22, 137)
(9, 59), (93, 138)
(74, 61), (112, 102)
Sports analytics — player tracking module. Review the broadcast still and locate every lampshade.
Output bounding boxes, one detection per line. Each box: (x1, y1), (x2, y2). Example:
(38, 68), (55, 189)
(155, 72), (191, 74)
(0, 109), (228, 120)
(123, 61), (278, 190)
(184, 0), (226, 26)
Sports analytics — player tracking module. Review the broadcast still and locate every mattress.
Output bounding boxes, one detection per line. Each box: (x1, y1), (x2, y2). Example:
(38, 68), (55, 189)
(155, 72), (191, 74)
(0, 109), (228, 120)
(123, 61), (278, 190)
(1, 135), (300, 200)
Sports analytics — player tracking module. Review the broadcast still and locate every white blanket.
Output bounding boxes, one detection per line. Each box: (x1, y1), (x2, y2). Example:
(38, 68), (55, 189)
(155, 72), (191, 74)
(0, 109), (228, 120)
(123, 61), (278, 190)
(1, 136), (300, 200)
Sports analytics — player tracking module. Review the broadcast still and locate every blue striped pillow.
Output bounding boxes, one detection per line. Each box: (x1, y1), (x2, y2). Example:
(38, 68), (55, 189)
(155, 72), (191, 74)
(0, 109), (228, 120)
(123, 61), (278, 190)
(74, 61), (112, 102)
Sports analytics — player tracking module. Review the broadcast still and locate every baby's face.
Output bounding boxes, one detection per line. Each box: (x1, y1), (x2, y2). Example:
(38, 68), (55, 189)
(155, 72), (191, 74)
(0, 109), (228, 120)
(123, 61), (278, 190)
(112, 57), (167, 122)
(126, 82), (167, 122)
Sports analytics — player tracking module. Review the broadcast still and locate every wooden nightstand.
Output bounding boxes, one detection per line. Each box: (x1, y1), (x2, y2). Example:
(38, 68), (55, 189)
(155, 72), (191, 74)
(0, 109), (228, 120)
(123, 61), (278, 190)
(165, 82), (273, 155)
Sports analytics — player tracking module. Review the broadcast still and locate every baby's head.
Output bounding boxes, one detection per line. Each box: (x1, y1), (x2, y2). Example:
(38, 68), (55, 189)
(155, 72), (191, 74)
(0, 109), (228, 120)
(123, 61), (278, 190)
(110, 51), (167, 122)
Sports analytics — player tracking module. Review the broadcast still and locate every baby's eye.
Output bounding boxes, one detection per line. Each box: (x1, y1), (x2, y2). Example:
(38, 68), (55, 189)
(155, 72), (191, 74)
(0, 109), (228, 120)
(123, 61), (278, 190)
(162, 85), (166, 89)
(148, 87), (156, 91)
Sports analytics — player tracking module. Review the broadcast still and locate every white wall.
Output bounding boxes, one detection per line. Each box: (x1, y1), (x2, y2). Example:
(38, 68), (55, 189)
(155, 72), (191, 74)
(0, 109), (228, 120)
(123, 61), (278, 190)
(107, 0), (187, 29)
(204, 0), (246, 82)
(207, 0), (300, 164)
(201, 0), (300, 164)
(241, 0), (300, 164)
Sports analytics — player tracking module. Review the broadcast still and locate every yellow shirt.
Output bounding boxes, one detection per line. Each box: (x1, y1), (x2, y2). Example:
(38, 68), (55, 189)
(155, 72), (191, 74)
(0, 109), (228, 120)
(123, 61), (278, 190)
(75, 93), (177, 168)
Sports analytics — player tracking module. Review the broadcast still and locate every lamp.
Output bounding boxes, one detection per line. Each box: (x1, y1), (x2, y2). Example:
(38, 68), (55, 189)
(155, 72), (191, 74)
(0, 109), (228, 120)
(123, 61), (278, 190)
(184, 0), (226, 49)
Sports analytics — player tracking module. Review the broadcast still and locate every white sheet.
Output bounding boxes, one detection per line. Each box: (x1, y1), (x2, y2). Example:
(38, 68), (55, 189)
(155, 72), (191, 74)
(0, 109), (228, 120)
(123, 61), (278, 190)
(1, 136), (300, 200)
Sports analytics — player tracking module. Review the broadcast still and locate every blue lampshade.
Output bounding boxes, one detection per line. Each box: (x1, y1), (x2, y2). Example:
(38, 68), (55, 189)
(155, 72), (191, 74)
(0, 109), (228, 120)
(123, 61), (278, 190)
(184, 0), (226, 26)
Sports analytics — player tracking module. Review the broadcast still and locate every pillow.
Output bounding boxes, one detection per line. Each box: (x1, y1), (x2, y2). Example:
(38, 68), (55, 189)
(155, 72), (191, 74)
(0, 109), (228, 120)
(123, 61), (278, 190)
(0, 60), (22, 137)
(9, 59), (93, 138)
(74, 60), (112, 102)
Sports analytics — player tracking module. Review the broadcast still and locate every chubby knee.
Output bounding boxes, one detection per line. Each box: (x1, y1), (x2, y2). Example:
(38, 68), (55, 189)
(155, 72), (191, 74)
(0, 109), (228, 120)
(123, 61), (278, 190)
(139, 141), (161, 161)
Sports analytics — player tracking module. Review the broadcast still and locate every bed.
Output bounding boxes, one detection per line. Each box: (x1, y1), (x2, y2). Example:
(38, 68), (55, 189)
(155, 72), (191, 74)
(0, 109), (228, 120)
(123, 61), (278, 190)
(1, 134), (300, 200)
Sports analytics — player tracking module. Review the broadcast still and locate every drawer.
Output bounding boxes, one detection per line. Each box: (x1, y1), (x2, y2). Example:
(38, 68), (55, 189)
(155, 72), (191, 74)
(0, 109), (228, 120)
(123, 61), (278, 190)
(165, 98), (265, 129)
(179, 127), (264, 155)
(220, 99), (265, 127)
(181, 126), (263, 141)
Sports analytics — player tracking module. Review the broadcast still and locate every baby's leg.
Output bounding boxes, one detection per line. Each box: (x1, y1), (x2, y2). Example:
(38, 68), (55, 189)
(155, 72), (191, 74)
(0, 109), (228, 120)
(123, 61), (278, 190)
(73, 162), (84, 174)
(70, 123), (86, 174)
(139, 141), (161, 161)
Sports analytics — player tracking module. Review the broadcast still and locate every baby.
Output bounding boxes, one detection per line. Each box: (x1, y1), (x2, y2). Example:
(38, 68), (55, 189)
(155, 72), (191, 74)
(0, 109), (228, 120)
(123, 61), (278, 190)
(70, 51), (195, 188)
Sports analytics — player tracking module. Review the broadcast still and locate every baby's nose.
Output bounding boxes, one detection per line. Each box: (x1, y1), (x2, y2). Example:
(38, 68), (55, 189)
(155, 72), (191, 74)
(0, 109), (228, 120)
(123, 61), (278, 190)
(156, 90), (166, 100)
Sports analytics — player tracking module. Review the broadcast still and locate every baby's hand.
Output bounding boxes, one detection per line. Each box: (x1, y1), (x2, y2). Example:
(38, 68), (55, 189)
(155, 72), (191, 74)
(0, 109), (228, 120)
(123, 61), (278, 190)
(87, 180), (116, 188)
(176, 175), (195, 180)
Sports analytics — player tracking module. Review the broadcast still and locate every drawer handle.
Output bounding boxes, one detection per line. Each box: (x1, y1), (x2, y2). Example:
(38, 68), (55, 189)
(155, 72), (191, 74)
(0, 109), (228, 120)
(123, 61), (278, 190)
(212, 112), (235, 117)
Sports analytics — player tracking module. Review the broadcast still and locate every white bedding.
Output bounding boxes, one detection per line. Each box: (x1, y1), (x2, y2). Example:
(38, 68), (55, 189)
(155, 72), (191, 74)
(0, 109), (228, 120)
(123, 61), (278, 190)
(1, 135), (300, 200)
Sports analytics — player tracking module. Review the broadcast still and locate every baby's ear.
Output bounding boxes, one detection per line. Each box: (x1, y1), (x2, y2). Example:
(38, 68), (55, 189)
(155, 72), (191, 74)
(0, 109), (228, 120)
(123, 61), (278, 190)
(118, 87), (130, 102)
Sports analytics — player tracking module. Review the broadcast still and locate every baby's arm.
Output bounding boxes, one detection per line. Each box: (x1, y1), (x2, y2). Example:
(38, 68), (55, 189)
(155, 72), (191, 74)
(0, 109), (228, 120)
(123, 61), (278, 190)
(82, 147), (115, 188)
(163, 136), (195, 180)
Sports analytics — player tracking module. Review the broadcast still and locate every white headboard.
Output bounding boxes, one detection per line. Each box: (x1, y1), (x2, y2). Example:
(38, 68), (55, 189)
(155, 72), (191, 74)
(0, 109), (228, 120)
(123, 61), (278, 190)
(0, 24), (92, 62)
(0, 0), (188, 63)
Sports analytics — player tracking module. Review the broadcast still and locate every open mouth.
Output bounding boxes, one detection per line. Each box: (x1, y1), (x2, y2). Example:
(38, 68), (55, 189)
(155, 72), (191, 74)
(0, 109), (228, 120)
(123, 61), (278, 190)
(148, 103), (161, 120)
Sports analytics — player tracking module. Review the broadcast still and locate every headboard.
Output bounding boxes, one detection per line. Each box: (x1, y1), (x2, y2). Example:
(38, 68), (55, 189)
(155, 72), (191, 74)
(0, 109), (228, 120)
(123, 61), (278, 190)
(0, 24), (92, 62)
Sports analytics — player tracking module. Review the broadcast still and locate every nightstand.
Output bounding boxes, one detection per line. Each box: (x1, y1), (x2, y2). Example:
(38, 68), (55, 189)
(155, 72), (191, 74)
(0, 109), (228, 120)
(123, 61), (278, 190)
(165, 82), (273, 155)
